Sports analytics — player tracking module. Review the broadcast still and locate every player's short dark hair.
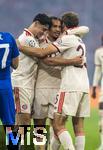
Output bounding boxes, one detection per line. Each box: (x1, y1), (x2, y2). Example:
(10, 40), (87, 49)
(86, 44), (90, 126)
(62, 12), (79, 28)
(33, 13), (51, 28)
(49, 16), (63, 29)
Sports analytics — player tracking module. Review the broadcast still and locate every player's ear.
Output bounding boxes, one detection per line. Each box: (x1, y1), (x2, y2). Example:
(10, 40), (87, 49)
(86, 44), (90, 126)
(35, 21), (40, 26)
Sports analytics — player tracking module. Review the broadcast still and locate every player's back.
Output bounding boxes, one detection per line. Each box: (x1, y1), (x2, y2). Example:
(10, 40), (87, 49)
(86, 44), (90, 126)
(0, 32), (18, 89)
(54, 33), (89, 92)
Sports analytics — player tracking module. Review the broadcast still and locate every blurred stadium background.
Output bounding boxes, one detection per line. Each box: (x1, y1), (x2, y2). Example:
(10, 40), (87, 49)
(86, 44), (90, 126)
(0, 0), (103, 149)
(0, 0), (103, 83)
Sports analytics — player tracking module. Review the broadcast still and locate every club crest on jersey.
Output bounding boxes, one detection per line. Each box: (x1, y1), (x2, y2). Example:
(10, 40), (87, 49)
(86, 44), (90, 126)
(29, 40), (35, 47)
(56, 38), (62, 45)
(22, 104), (28, 110)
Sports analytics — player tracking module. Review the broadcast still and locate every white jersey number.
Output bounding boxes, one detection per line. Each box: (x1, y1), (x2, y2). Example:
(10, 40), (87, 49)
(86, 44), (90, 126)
(0, 44), (10, 69)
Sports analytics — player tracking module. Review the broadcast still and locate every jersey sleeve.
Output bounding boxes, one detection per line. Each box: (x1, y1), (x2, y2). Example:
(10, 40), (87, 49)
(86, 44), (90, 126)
(69, 26), (89, 38)
(11, 35), (19, 59)
(24, 37), (36, 47)
(94, 50), (101, 66)
(18, 34), (39, 61)
(93, 50), (102, 86)
(19, 35), (39, 48)
(53, 35), (74, 53)
(93, 65), (101, 86)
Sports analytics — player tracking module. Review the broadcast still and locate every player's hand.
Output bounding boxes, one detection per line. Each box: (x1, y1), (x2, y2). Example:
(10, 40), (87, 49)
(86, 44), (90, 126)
(91, 86), (97, 99)
(73, 56), (83, 66)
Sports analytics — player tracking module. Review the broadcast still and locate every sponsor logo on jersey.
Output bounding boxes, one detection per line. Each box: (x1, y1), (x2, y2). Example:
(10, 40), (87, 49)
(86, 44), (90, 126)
(56, 38), (62, 45)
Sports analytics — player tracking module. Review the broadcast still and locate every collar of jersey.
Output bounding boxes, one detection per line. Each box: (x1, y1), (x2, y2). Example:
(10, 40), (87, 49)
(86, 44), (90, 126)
(45, 37), (51, 43)
(66, 27), (79, 35)
(24, 28), (34, 37)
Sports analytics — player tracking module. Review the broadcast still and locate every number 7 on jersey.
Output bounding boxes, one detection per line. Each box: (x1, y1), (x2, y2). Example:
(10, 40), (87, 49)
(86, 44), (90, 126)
(0, 44), (10, 69)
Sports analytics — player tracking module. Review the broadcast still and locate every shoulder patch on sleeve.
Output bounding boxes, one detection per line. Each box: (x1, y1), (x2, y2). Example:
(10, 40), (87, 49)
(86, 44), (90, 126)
(28, 40), (36, 47)
(56, 38), (62, 45)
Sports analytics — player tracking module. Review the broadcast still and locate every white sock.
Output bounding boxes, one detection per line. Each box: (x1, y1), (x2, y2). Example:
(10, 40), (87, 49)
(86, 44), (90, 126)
(100, 133), (103, 146)
(100, 128), (103, 147)
(50, 135), (60, 150)
(50, 126), (54, 141)
(58, 129), (75, 150)
(99, 110), (103, 146)
(75, 135), (85, 150)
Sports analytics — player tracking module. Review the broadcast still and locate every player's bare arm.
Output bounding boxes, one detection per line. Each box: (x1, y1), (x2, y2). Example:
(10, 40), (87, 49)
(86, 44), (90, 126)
(11, 56), (19, 69)
(42, 56), (83, 66)
(17, 41), (58, 58)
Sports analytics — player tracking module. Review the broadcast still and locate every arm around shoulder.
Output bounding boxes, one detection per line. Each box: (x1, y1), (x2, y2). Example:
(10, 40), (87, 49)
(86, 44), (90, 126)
(43, 56), (83, 66)
(18, 44), (58, 58)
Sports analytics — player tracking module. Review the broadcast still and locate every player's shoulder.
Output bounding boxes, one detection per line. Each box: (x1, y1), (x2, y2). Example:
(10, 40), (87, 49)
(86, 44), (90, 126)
(62, 33), (75, 39)
(95, 46), (103, 55)
(19, 33), (34, 42)
(61, 33), (80, 45)
(0, 32), (14, 39)
(19, 30), (34, 40)
(23, 28), (34, 39)
(18, 29), (39, 47)
(19, 33), (35, 41)
(0, 32), (15, 45)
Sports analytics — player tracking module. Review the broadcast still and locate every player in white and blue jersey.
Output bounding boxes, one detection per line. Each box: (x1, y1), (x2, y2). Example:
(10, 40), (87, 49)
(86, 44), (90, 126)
(0, 32), (19, 125)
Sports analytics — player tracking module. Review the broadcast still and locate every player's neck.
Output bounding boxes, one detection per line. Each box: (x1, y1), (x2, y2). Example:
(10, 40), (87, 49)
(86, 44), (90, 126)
(27, 26), (36, 37)
(47, 35), (56, 42)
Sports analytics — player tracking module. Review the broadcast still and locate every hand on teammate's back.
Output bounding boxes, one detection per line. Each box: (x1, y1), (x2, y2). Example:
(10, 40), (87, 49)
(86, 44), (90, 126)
(73, 56), (83, 67)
